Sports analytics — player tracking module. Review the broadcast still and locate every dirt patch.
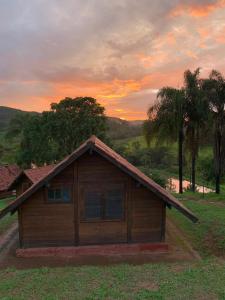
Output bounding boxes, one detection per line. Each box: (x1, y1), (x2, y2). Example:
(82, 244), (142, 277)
(0, 223), (18, 252)
(193, 291), (218, 300)
(203, 230), (225, 257)
(170, 263), (189, 273)
(199, 200), (225, 207)
(137, 281), (159, 291)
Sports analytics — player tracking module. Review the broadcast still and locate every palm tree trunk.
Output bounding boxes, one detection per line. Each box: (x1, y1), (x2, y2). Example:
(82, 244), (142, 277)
(215, 174), (220, 194)
(191, 154), (196, 192)
(178, 129), (183, 193)
(215, 130), (222, 194)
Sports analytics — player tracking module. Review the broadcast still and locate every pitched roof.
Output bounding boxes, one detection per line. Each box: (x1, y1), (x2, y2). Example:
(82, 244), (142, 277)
(0, 136), (198, 222)
(24, 165), (55, 183)
(7, 164), (55, 191)
(0, 165), (21, 192)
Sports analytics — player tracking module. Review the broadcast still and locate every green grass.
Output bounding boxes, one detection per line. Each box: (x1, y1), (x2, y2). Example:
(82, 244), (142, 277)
(0, 259), (224, 299)
(169, 193), (225, 257)
(0, 195), (224, 299)
(0, 197), (17, 235)
(175, 191), (225, 202)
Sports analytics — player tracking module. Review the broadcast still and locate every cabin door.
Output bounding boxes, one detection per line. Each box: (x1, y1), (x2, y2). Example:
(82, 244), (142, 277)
(78, 183), (127, 245)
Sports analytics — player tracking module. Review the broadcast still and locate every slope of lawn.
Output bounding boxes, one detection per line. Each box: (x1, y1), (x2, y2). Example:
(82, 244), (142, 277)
(170, 193), (225, 257)
(0, 197), (17, 235)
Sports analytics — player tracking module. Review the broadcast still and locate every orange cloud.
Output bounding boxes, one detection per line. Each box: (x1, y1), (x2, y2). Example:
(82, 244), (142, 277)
(215, 26), (225, 43)
(170, 1), (225, 18)
(185, 50), (198, 60)
(97, 79), (141, 99)
(137, 52), (169, 68)
(109, 108), (147, 120)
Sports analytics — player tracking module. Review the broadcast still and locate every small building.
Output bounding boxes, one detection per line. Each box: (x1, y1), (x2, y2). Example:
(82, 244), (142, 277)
(0, 164), (21, 199)
(0, 136), (197, 249)
(9, 164), (55, 197)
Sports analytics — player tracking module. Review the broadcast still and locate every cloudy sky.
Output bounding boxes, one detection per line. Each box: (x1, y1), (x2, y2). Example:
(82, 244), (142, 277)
(0, 0), (225, 119)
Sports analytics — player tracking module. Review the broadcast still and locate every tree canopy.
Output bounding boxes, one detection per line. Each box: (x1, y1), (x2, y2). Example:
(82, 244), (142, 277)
(8, 97), (107, 167)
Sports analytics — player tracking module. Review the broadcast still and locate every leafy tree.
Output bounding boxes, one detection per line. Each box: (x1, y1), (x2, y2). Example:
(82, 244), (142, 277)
(139, 166), (167, 188)
(202, 70), (225, 193)
(197, 154), (215, 184)
(47, 97), (107, 157)
(17, 114), (59, 168)
(5, 113), (32, 139)
(144, 87), (186, 193)
(0, 144), (4, 160)
(184, 68), (209, 192)
(7, 97), (107, 167)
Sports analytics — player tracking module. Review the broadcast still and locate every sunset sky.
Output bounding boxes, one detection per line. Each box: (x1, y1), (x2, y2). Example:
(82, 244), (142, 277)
(1, 0), (225, 120)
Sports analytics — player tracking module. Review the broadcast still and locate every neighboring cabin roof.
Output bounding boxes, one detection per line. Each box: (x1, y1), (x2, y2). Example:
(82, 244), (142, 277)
(0, 136), (198, 223)
(7, 164), (55, 191)
(0, 165), (21, 192)
(24, 165), (55, 183)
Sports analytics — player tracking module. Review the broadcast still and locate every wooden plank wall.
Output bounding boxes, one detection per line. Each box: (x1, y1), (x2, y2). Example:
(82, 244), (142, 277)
(19, 165), (75, 247)
(16, 176), (32, 197)
(130, 178), (165, 242)
(78, 153), (128, 245)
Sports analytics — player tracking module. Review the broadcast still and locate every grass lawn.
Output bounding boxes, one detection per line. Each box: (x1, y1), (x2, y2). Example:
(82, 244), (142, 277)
(170, 192), (225, 257)
(0, 197), (17, 235)
(0, 259), (224, 299)
(0, 192), (225, 299)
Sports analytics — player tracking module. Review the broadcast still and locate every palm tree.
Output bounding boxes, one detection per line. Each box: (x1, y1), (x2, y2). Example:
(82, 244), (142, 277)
(144, 87), (186, 193)
(184, 68), (209, 192)
(202, 70), (225, 194)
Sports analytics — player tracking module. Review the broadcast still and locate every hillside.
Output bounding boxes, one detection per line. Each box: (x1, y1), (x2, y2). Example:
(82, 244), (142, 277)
(0, 106), (26, 130)
(0, 106), (143, 164)
(106, 117), (143, 139)
(0, 106), (143, 139)
(0, 106), (39, 130)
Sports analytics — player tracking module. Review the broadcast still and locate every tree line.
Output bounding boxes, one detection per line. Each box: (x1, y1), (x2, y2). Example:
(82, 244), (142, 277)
(143, 68), (225, 194)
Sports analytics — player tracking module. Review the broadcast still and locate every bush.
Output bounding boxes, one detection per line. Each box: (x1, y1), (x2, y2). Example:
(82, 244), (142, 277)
(139, 166), (167, 188)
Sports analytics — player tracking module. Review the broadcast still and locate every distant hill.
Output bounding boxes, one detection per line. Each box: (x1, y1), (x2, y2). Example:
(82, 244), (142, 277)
(0, 106), (143, 139)
(0, 106), (38, 130)
(106, 117), (143, 139)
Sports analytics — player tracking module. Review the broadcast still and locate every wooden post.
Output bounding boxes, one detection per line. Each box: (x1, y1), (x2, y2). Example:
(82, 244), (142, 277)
(127, 178), (132, 243)
(74, 162), (79, 246)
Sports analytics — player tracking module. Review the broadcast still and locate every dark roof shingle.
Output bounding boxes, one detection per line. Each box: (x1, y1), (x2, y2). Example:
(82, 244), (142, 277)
(0, 165), (21, 192)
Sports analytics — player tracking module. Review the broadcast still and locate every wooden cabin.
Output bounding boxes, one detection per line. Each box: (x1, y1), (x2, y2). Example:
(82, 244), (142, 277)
(0, 164), (21, 199)
(9, 165), (55, 197)
(0, 136), (197, 249)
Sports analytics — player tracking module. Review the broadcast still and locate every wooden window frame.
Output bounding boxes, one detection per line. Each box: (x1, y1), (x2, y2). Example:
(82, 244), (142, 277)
(80, 183), (125, 222)
(45, 184), (73, 204)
